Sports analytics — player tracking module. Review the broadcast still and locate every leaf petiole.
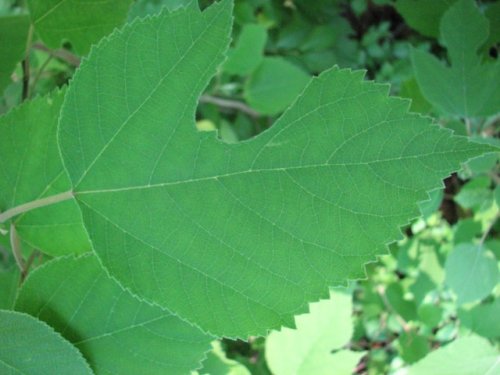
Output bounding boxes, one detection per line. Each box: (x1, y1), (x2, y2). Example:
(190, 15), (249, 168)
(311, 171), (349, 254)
(0, 190), (74, 224)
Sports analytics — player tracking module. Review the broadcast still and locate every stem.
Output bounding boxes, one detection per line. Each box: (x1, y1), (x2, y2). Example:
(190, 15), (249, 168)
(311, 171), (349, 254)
(21, 25), (34, 101)
(377, 286), (410, 332)
(21, 249), (40, 282)
(32, 42), (81, 67)
(10, 224), (25, 274)
(0, 190), (74, 224)
(200, 95), (260, 118)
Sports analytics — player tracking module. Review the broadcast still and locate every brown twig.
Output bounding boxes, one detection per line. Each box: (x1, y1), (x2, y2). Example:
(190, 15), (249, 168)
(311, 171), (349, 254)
(200, 95), (260, 118)
(32, 42), (81, 67)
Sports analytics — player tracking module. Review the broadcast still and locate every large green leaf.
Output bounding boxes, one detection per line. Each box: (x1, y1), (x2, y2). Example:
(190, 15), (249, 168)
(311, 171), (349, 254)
(408, 335), (500, 375)
(58, 0), (494, 338)
(0, 90), (90, 256)
(0, 310), (92, 374)
(266, 290), (364, 375)
(15, 255), (212, 375)
(411, 0), (500, 117)
(0, 14), (30, 94)
(27, 0), (133, 55)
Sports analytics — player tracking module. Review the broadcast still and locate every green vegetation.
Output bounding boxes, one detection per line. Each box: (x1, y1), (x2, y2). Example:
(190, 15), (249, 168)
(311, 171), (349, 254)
(0, 0), (498, 374)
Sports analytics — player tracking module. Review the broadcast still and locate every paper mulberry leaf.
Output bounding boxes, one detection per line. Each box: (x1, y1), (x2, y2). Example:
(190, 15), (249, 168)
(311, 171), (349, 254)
(0, 310), (92, 374)
(27, 0), (133, 55)
(58, 0), (495, 338)
(0, 90), (90, 256)
(15, 255), (212, 375)
(411, 0), (500, 117)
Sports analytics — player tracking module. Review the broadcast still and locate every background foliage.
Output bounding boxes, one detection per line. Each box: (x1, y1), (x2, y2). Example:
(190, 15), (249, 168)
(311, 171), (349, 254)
(0, 0), (498, 374)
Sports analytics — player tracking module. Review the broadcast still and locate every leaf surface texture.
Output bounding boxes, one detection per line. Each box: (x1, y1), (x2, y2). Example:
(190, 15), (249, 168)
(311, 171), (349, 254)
(16, 255), (212, 375)
(58, 0), (495, 338)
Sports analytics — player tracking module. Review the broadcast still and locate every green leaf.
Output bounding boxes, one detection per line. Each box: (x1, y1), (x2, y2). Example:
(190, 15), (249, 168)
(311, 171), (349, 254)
(27, 0), (133, 55)
(0, 310), (92, 374)
(385, 283), (418, 322)
(454, 176), (493, 210)
(411, 0), (500, 117)
(244, 57), (310, 115)
(459, 298), (500, 339)
(484, 2), (500, 53)
(15, 255), (212, 375)
(394, 0), (456, 38)
(408, 335), (500, 375)
(57, 0), (495, 338)
(223, 24), (267, 76)
(399, 78), (432, 115)
(0, 90), (90, 256)
(417, 303), (443, 328)
(0, 265), (19, 310)
(0, 14), (30, 94)
(265, 290), (364, 375)
(197, 341), (251, 375)
(445, 244), (499, 304)
(398, 331), (430, 364)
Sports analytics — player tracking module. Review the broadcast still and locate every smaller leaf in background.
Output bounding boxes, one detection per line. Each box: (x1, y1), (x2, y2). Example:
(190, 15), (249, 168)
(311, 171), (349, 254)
(411, 0), (500, 117)
(394, 0), (457, 38)
(453, 218), (482, 245)
(399, 78), (432, 115)
(483, 1), (500, 55)
(397, 331), (430, 364)
(0, 14), (30, 95)
(197, 341), (251, 375)
(454, 176), (493, 210)
(223, 24), (267, 76)
(0, 89), (90, 256)
(408, 335), (499, 375)
(0, 310), (92, 374)
(27, 0), (133, 55)
(16, 255), (213, 375)
(418, 243), (445, 286)
(244, 57), (309, 115)
(459, 298), (500, 339)
(0, 261), (19, 309)
(417, 303), (443, 328)
(495, 185), (500, 207)
(265, 290), (364, 375)
(418, 189), (443, 219)
(445, 244), (499, 305)
(385, 283), (418, 322)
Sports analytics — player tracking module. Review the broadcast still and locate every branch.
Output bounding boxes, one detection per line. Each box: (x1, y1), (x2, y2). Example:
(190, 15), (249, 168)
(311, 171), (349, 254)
(200, 95), (260, 118)
(32, 42), (81, 67)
